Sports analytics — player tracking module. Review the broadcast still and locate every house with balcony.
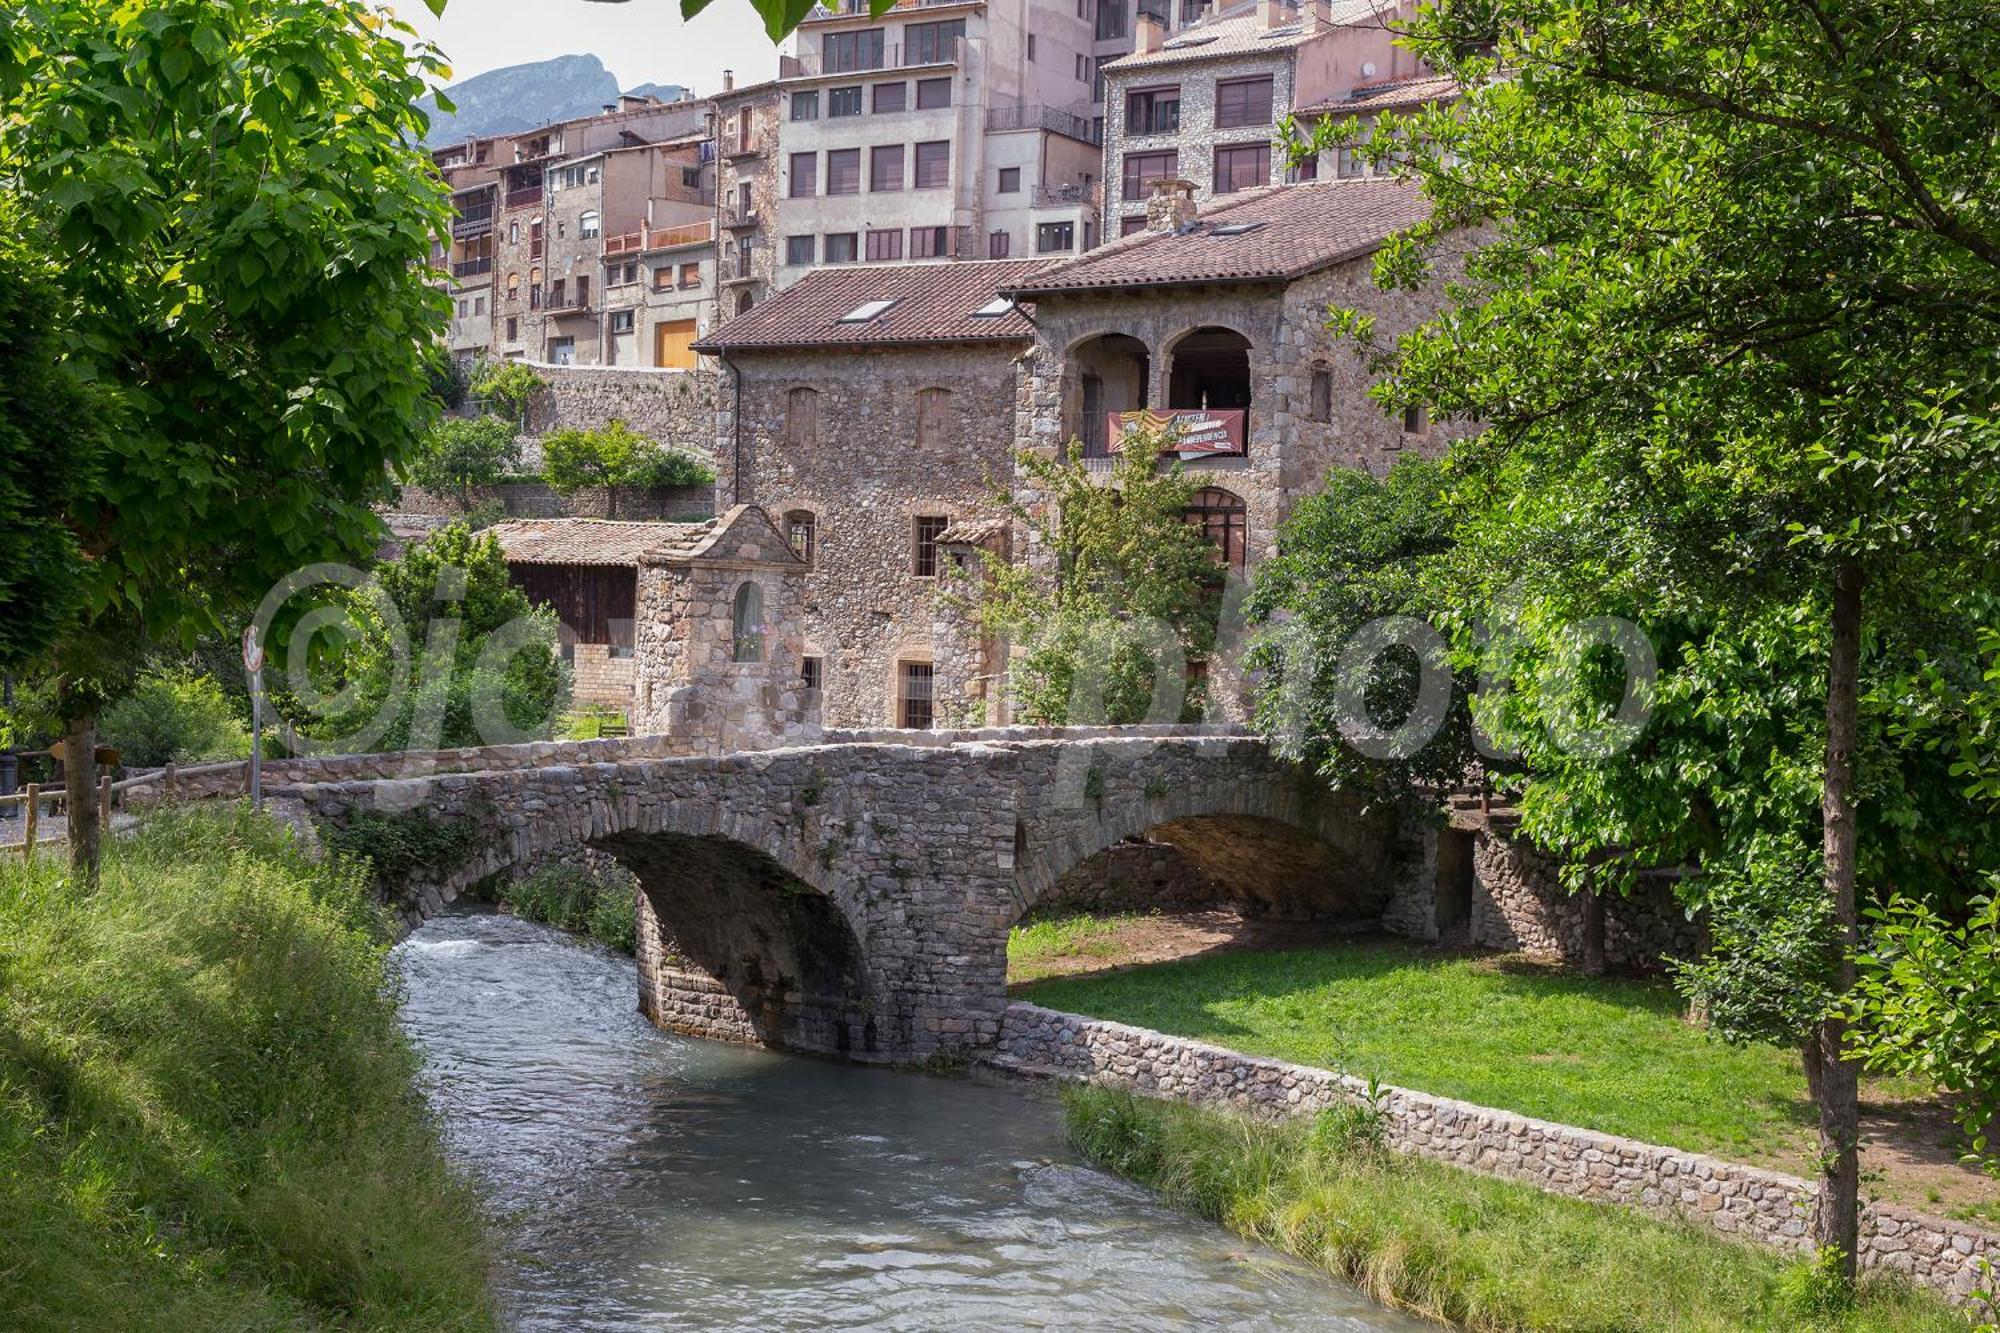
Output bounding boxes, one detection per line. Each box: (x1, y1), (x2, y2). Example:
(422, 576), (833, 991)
(1099, 0), (1436, 233)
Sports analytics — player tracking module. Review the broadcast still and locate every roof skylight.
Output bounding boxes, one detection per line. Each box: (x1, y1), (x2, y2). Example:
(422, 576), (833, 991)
(970, 297), (1015, 318)
(1162, 32), (1218, 48)
(1209, 221), (1267, 236)
(835, 299), (897, 323)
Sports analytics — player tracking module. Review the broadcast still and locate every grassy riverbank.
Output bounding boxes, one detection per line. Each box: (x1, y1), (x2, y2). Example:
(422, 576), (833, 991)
(1064, 1086), (1968, 1332)
(0, 808), (495, 1331)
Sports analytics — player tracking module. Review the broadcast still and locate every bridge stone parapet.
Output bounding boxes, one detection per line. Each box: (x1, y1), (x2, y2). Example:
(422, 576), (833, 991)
(285, 728), (1415, 1064)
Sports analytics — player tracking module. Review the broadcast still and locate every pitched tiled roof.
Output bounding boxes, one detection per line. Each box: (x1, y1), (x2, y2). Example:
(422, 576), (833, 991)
(692, 259), (1052, 351)
(487, 518), (717, 566)
(1297, 73), (1465, 118)
(1003, 178), (1427, 296)
(1105, 0), (1396, 70)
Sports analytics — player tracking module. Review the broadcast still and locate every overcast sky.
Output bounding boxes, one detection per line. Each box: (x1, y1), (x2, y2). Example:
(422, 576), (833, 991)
(391, 0), (784, 96)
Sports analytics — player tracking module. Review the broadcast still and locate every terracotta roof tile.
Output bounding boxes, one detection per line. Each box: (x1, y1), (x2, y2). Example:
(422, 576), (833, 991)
(693, 259), (1053, 351)
(1003, 178), (1427, 295)
(1297, 72), (1465, 117)
(488, 518), (717, 566)
(1106, 0), (1396, 70)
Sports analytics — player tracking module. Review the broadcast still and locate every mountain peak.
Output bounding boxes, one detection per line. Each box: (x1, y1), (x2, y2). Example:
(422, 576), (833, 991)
(420, 55), (691, 147)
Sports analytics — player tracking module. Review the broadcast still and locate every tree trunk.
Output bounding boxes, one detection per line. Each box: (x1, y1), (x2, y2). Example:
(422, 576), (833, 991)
(1810, 561), (1864, 1281)
(1580, 889), (1607, 975)
(63, 710), (101, 886)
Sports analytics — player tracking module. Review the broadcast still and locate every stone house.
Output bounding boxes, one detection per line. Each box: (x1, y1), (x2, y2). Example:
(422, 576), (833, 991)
(692, 258), (1050, 728)
(488, 508), (813, 750)
(710, 75), (787, 325)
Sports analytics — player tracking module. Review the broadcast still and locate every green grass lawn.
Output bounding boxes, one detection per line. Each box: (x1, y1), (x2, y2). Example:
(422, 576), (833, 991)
(1019, 939), (1928, 1167)
(1006, 912), (1145, 983)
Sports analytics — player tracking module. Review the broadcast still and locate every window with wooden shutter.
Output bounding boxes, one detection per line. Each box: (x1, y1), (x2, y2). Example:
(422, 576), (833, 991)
(913, 140), (950, 188)
(786, 386), (819, 447)
(915, 388), (950, 448)
(870, 144), (904, 191)
(1214, 76), (1273, 129)
(789, 151), (817, 197)
(826, 148), (861, 195)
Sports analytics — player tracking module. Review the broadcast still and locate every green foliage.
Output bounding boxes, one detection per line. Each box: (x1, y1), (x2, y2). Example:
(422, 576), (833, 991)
(963, 435), (1226, 725)
(559, 707), (628, 741)
(541, 419), (714, 516)
(427, 352), (473, 412)
(495, 864), (636, 954)
(468, 360), (543, 425)
(1019, 939), (1934, 1168)
(301, 523), (570, 752)
(321, 807), (483, 888)
(0, 0), (450, 712)
(0, 229), (107, 674)
(407, 416), (522, 510)
(97, 669), (252, 767)
(1063, 1086), (1959, 1332)
(0, 807), (494, 1330)
(1848, 888), (2000, 1163)
(1248, 457), (1475, 800)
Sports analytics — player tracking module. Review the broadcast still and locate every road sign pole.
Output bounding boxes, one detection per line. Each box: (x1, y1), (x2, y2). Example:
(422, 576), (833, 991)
(242, 626), (266, 813)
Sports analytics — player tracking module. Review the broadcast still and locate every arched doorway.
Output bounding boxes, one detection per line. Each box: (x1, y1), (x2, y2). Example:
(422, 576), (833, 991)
(1065, 332), (1150, 457)
(1166, 326), (1252, 414)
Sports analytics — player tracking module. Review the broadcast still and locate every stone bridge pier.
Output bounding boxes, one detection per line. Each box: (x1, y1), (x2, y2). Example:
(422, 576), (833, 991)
(291, 729), (1416, 1063)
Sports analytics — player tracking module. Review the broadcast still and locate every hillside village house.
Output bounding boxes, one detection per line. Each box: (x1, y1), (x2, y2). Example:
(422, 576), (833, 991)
(695, 174), (1466, 729)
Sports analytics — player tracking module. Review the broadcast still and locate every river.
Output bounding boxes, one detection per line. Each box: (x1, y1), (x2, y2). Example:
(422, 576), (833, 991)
(392, 909), (1425, 1331)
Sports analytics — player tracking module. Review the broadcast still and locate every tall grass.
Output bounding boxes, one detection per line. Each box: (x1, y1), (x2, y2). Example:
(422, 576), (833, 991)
(492, 862), (637, 953)
(1064, 1086), (1970, 1333)
(0, 807), (495, 1331)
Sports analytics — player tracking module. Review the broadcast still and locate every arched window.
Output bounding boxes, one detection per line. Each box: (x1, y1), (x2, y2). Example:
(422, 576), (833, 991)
(1308, 365), (1332, 423)
(1185, 487), (1247, 571)
(732, 582), (764, 662)
(506, 271), (521, 298)
(784, 509), (816, 562)
(785, 386), (819, 448)
(579, 209), (601, 239)
(736, 289), (755, 316)
(915, 386), (950, 449)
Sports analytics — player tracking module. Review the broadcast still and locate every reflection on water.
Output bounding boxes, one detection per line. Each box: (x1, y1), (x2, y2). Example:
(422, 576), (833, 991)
(392, 910), (1423, 1331)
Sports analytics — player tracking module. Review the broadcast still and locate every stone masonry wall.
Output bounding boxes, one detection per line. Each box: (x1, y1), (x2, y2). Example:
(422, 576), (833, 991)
(992, 1003), (2000, 1305)
(395, 480), (714, 522)
(1470, 835), (1705, 970)
(522, 362), (719, 455)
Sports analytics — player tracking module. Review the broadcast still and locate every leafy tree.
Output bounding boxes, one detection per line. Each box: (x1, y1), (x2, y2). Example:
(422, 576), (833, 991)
(1248, 458), (1476, 804)
(97, 670), (253, 767)
(303, 524), (568, 753)
(0, 0), (449, 875)
(407, 416), (522, 511)
(1285, 0), (2000, 1277)
(469, 360), (544, 427)
(541, 419), (714, 516)
(960, 434), (1225, 725)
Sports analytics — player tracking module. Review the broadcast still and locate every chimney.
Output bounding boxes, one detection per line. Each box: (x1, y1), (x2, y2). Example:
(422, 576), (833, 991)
(1261, 0), (1289, 28)
(1146, 177), (1197, 232)
(721, 68), (735, 92)
(1135, 13), (1165, 54)
(601, 102), (617, 114)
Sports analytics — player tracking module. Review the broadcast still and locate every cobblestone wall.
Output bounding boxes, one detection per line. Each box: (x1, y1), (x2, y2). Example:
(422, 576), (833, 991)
(992, 1003), (2000, 1304)
(395, 481), (714, 521)
(522, 362), (719, 454)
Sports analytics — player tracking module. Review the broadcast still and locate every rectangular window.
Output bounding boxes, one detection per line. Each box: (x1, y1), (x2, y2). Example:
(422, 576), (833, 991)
(1120, 213), (1147, 236)
(791, 90), (820, 121)
(1310, 368), (1333, 423)
(472, 295), (486, 315)
(997, 166), (1020, 193)
(905, 19), (964, 65)
(609, 309), (635, 334)
(913, 140), (949, 188)
(801, 656), (823, 691)
(1121, 149), (1178, 201)
(873, 81), (906, 113)
(1026, 34), (1036, 61)
(1036, 221), (1075, 253)
(1402, 403), (1429, 437)
(786, 234), (816, 265)
(1290, 150), (1320, 182)
(913, 515), (949, 577)
(988, 229), (1011, 258)
(899, 661), (935, 729)
(1213, 142), (1271, 194)
(865, 228), (903, 261)
(909, 225), (950, 258)
(505, 316), (519, 340)
(826, 147), (862, 195)
(575, 275), (590, 306)
(653, 265), (673, 290)
(549, 335), (575, 365)
(1095, 0), (1126, 40)
(1076, 53), (1088, 82)
(1126, 86), (1180, 136)
(679, 261), (701, 288)
(789, 151), (818, 197)
(1093, 56), (1113, 104)
(1215, 76), (1274, 129)
(828, 85), (864, 117)
(737, 112), (753, 152)
(824, 232), (858, 263)
(915, 77), (952, 110)
(579, 212), (601, 239)
(824, 27), (886, 73)
(870, 143), (904, 191)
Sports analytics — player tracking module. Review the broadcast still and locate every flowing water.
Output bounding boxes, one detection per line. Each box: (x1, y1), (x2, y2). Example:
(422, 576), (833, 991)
(392, 909), (1425, 1331)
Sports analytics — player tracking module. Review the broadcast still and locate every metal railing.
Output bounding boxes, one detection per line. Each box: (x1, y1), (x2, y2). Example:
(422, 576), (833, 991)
(808, 0), (972, 16)
(451, 256), (493, 277)
(781, 39), (960, 78)
(451, 210), (495, 238)
(603, 220), (714, 254)
(1032, 180), (1103, 208)
(987, 104), (1102, 145)
(504, 185), (544, 208)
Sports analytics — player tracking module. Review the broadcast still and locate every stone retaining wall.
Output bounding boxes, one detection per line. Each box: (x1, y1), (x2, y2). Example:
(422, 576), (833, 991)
(395, 481), (714, 522)
(523, 362), (718, 453)
(991, 1003), (1999, 1304)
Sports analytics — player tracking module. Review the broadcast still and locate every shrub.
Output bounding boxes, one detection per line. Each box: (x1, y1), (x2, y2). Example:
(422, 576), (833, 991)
(97, 669), (251, 766)
(541, 419), (715, 515)
(321, 807), (483, 888)
(625, 445), (716, 490)
(469, 359), (542, 425)
(499, 863), (636, 952)
(406, 416), (521, 510)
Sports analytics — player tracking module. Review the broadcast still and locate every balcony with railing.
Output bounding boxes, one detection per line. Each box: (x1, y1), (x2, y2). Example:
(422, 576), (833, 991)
(780, 38), (960, 78)
(503, 184), (543, 209)
(451, 205), (495, 239)
(450, 256), (493, 278)
(1032, 179), (1103, 209)
(987, 104), (1103, 146)
(722, 206), (759, 230)
(603, 220), (715, 254)
(803, 0), (978, 19)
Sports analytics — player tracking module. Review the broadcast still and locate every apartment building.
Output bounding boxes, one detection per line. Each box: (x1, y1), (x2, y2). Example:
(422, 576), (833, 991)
(1099, 0), (1441, 231)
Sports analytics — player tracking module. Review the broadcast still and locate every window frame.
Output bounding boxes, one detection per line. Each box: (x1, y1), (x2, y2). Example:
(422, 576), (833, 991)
(1213, 75), (1274, 130)
(913, 140), (950, 189)
(912, 514), (950, 577)
(826, 146), (862, 195)
(789, 151), (818, 197)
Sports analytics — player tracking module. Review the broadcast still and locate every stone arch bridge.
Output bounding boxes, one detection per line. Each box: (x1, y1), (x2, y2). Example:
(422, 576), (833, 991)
(285, 727), (1425, 1063)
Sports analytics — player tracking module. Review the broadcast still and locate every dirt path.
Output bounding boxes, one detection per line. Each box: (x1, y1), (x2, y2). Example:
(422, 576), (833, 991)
(1007, 908), (2000, 1225)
